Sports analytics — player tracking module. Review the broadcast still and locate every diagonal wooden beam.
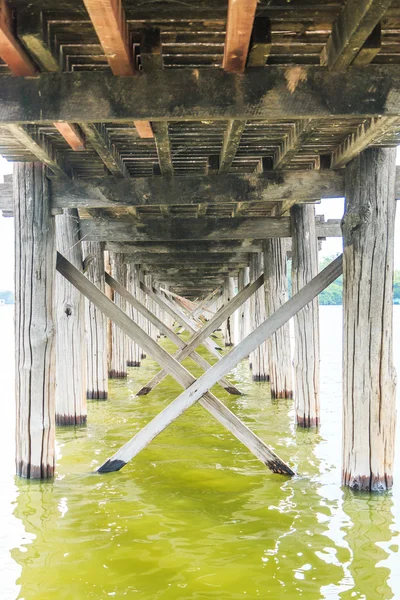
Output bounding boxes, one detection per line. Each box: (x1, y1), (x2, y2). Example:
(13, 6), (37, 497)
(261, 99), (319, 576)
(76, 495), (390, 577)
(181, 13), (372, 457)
(152, 122), (173, 176)
(106, 272), (241, 395)
(190, 288), (221, 319)
(223, 0), (258, 73)
(98, 255), (343, 473)
(56, 251), (292, 475)
(137, 274), (264, 396)
(80, 123), (129, 178)
(331, 117), (400, 169)
(219, 120), (246, 174)
(321, 0), (393, 71)
(273, 119), (322, 170)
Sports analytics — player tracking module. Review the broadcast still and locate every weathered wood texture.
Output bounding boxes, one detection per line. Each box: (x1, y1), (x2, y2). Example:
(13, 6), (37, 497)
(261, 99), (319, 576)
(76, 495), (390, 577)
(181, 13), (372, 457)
(126, 264), (141, 367)
(291, 205), (320, 427)
(221, 277), (235, 346)
(82, 241), (108, 399)
(97, 255), (343, 472)
(108, 252), (128, 377)
(56, 253), (293, 476)
(237, 267), (250, 343)
(342, 147), (397, 491)
(14, 162), (56, 478)
(263, 239), (293, 398)
(55, 210), (87, 425)
(4, 68), (400, 123)
(223, 0), (257, 73)
(249, 254), (269, 381)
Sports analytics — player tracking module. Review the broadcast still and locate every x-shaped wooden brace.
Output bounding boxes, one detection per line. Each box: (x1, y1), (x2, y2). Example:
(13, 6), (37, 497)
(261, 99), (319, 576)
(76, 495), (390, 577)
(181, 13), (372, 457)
(57, 251), (296, 476)
(135, 274), (265, 396)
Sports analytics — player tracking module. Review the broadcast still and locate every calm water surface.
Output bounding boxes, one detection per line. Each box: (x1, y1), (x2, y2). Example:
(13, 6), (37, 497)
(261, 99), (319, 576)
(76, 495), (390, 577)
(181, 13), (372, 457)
(0, 306), (400, 600)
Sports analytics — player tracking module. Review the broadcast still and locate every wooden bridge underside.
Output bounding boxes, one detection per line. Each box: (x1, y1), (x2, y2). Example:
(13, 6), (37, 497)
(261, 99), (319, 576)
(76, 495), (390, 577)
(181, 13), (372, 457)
(2, 0), (400, 296)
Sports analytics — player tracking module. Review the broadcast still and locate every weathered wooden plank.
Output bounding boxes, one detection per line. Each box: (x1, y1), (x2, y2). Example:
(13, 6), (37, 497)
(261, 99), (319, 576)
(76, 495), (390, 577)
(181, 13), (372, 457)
(108, 241), (264, 254)
(273, 119), (322, 170)
(0, 0), (37, 75)
(14, 162), (56, 479)
(56, 252), (293, 475)
(223, 0), (257, 73)
(124, 253), (250, 265)
(79, 216), (343, 242)
(152, 122), (174, 176)
(352, 22), (382, 66)
(82, 0), (135, 76)
(108, 252), (128, 378)
(53, 122), (86, 151)
(6, 125), (68, 178)
(80, 123), (129, 178)
(321, 0), (393, 71)
(331, 117), (400, 168)
(133, 121), (154, 139)
(342, 147), (397, 491)
(3, 68), (400, 123)
(219, 120), (246, 174)
(249, 253), (269, 381)
(97, 255), (343, 473)
(17, 10), (59, 72)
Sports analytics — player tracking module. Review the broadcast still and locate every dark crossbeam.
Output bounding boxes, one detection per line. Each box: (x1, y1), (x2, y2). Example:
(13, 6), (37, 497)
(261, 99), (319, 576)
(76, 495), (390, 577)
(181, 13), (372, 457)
(123, 253), (250, 264)
(79, 216), (342, 242)
(107, 241), (264, 254)
(2, 67), (400, 123)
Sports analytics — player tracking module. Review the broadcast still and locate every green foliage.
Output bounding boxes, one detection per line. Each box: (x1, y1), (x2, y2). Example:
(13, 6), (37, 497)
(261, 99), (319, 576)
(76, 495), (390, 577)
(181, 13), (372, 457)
(288, 255), (400, 305)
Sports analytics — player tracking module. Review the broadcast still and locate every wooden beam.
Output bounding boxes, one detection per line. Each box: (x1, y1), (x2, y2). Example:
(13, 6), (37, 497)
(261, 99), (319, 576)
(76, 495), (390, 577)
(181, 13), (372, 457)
(53, 122), (86, 151)
(152, 122), (173, 177)
(97, 255), (343, 472)
(0, 0), (37, 75)
(219, 120), (246, 174)
(56, 252), (292, 475)
(108, 242), (264, 254)
(17, 10), (59, 72)
(4, 68), (400, 123)
(7, 125), (69, 178)
(223, 0), (258, 73)
(82, 0), (134, 76)
(352, 22), (382, 66)
(331, 117), (400, 169)
(273, 119), (322, 170)
(321, 0), (393, 71)
(133, 121), (153, 139)
(123, 253), (250, 264)
(247, 17), (272, 68)
(79, 216), (343, 242)
(79, 123), (129, 177)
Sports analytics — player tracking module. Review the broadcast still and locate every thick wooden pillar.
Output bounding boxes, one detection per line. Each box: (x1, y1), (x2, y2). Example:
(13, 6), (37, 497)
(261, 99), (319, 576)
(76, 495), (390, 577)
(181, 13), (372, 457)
(249, 254), (269, 380)
(55, 209), (87, 425)
(237, 267), (250, 343)
(126, 263), (141, 367)
(82, 242), (108, 399)
(14, 162), (56, 478)
(221, 276), (235, 346)
(263, 239), (293, 398)
(109, 252), (127, 378)
(342, 147), (397, 491)
(291, 204), (320, 427)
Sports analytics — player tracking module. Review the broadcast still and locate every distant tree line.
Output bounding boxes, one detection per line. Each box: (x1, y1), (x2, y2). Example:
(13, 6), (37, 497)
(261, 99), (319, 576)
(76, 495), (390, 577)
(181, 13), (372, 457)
(0, 290), (14, 304)
(288, 255), (400, 305)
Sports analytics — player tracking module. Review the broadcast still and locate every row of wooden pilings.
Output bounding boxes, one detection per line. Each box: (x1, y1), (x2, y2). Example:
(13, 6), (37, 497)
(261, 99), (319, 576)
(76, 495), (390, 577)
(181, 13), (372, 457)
(13, 146), (397, 490)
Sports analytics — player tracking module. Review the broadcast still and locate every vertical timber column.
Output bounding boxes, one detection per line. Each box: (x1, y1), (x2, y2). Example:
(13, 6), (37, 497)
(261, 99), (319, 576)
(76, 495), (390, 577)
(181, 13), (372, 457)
(291, 205), (320, 427)
(82, 241), (108, 399)
(249, 254), (269, 380)
(14, 162), (56, 478)
(343, 147), (397, 491)
(109, 252), (128, 378)
(55, 209), (87, 425)
(221, 276), (235, 346)
(126, 263), (140, 367)
(237, 267), (250, 343)
(263, 239), (293, 398)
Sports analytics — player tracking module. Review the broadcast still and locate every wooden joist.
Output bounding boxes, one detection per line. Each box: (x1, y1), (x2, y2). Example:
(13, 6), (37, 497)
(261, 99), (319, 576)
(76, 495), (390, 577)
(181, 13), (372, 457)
(57, 252), (292, 475)
(79, 216), (343, 242)
(107, 241), (264, 254)
(0, 0), (36, 75)
(4, 67), (400, 123)
(321, 0), (393, 71)
(219, 120), (246, 174)
(133, 121), (154, 139)
(80, 123), (129, 177)
(97, 255), (343, 473)
(7, 125), (69, 178)
(17, 10), (59, 72)
(152, 122), (174, 176)
(331, 117), (400, 168)
(223, 0), (258, 73)
(123, 253), (250, 264)
(273, 119), (322, 170)
(53, 123), (85, 151)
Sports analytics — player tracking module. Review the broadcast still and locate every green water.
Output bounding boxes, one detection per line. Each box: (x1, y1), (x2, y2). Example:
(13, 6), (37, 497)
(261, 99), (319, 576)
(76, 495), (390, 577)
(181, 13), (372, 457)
(2, 307), (400, 599)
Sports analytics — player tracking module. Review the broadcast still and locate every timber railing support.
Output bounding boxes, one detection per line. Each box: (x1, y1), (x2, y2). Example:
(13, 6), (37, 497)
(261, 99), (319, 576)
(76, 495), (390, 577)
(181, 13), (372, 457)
(14, 162), (56, 479)
(342, 147), (397, 491)
(56, 251), (295, 476)
(97, 255), (343, 473)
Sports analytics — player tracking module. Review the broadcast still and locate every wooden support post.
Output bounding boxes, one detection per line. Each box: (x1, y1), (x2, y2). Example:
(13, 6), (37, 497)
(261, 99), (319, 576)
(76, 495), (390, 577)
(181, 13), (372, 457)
(126, 264), (141, 367)
(238, 267), (250, 343)
(97, 255), (343, 472)
(56, 252), (295, 476)
(108, 252), (127, 378)
(221, 276), (235, 346)
(82, 242), (108, 399)
(249, 254), (269, 381)
(291, 205), (320, 427)
(342, 147), (397, 491)
(263, 239), (293, 398)
(55, 209), (87, 425)
(14, 162), (56, 478)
